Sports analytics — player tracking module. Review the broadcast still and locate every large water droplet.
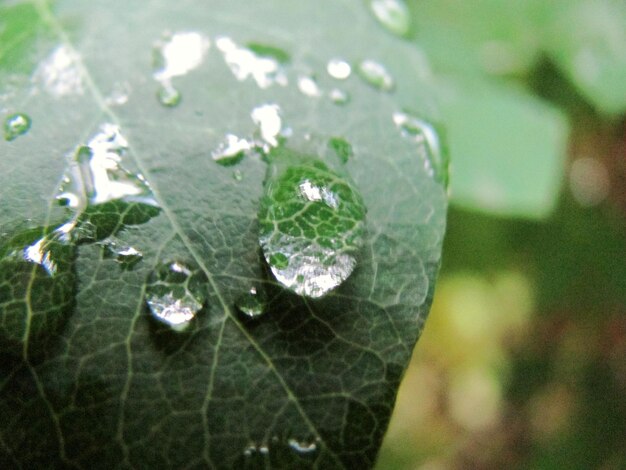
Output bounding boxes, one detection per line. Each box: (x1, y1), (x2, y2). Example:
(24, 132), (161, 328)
(326, 58), (351, 80)
(56, 123), (160, 242)
(212, 134), (252, 166)
(145, 260), (207, 331)
(0, 226), (76, 354)
(329, 88), (350, 105)
(328, 137), (353, 164)
(393, 111), (448, 186)
(297, 75), (322, 97)
(4, 113), (31, 141)
(153, 31), (210, 107)
(235, 286), (268, 318)
(217, 37), (288, 88)
(369, 0), (412, 37)
(259, 148), (367, 298)
(356, 59), (395, 91)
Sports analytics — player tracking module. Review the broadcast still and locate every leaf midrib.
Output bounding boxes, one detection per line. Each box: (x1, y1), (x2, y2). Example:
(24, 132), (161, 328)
(32, 0), (346, 466)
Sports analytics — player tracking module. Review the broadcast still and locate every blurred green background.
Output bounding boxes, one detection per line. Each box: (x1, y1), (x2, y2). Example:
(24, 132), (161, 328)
(375, 0), (626, 468)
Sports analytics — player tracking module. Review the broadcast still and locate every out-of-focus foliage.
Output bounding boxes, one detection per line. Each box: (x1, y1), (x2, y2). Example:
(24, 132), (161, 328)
(404, 0), (626, 219)
(376, 0), (626, 468)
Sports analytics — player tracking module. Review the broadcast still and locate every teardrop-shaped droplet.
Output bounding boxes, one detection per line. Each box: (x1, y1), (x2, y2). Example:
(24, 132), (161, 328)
(328, 137), (353, 164)
(56, 123), (161, 243)
(369, 0), (412, 38)
(329, 88), (350, 105)
(0, 225), (76, 355)
(356, 59), (395, 92)
(258, 148), (367, 298)
(156, 83), (182, 107)
(326, 59), (351, 80)
(4, 113), (31, 141)
(393, 111), (448, 186)
(235, 286), (268, 318)
(212, 134), (252, 166)
(145, 260), (207, 331)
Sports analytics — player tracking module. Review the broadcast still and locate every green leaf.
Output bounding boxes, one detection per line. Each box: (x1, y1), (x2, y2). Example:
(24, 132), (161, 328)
(407, 0), (549, 78)
(0, 1), (447, 468)
(543, 0), (626, 116)
(435, 76), (569, 219)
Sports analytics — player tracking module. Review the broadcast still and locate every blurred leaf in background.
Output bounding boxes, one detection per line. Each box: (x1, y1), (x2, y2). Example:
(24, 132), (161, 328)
(376, 0), (626, 468)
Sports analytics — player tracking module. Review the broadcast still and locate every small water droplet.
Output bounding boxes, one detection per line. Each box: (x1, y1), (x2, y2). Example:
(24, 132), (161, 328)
(4, 112), (31, 141)
(233, 169), (243, 181)
(104, 82), (130, 106)
(326, 58), (351, 80)
(329, 88), (350, 105)
(102, 239), (143, 271)
(259, 148), (367, 298)
(369, 0), (412, 37)
(212, 134), (251, 166)
(287, 438), (319, 455)
(297, 75), (322, 97)
(393, 111), (448, 185)
(356, 59), (395, 91)
(328, 137), (353, 164)
(251, 103), (284, 148)
(56, 123), (161, 242)
(217, 37), (288, 88)
(156, 83), (181, 107)
(235, 286), (268, 318)
(153, 31), (210, 107)
(145, 260), (207, 331)
(34, 45), (84, 97)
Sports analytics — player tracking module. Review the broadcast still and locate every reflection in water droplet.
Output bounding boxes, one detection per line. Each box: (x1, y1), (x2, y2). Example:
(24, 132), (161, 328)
(369, 0), (411, 37)
(287, 438), (319, 455)
(0, 226), (76, 353)
(217, 37), (288, 89)
(4, 113), (31, 141)
(327, 58), (351, 80)
(145, 260), (207, 331)
(102, 239), (143, 271)
(34, 45), (84, 97)
(259, 149), (367, 298)
(233, 169), (243, 181)
(56, 123), (160, 242)
(357, 59), (395, 91)
(153, 31), (210, 107)
(235, 286), (268, 318)
(328, 137), (353, 164)
(393, 111), (447, 185)
(251, 103), (283, 148)
(329, 88), (350, 105)
(297, 75), (322, 97)
(156, 83), (182, 107)
(212, 134), (252, 166)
